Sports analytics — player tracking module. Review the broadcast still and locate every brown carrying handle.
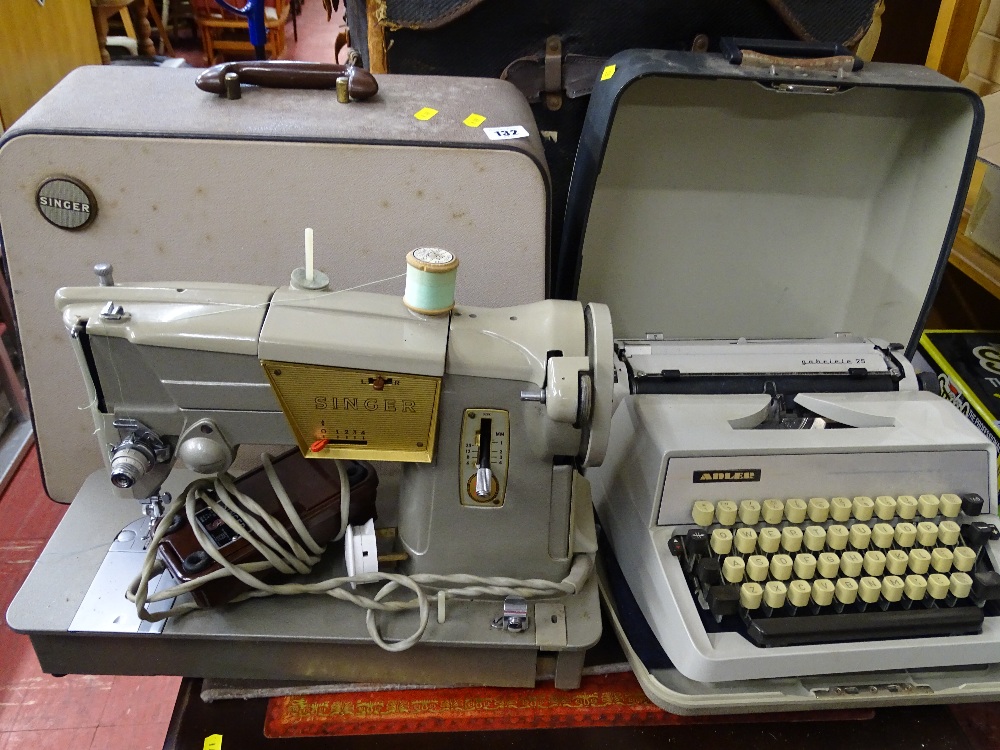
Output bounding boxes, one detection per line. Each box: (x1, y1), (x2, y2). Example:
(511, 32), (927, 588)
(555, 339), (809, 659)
(719, 38), (863, 73)
(739, 49), (858, 71)
(196, 60), (379, 100)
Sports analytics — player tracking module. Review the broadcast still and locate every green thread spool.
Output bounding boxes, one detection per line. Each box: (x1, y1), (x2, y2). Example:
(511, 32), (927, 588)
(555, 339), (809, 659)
(403, 248), (459, 315)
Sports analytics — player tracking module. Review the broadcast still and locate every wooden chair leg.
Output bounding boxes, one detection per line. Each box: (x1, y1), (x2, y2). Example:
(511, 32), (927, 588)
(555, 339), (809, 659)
(145, 0), (175, 56)
(126, 0), (157, 56)
(199, 26), (215, 64)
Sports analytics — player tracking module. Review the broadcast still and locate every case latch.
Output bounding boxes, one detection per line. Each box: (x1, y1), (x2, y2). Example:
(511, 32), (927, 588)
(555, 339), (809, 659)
(544, 36), (563, 111)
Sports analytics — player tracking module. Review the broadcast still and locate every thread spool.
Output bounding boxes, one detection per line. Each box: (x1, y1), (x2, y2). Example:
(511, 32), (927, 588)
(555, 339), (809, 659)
(403, 248), (459, 315)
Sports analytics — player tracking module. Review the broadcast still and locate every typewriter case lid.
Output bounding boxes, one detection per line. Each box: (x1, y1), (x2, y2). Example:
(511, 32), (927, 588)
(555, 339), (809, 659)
(557, 48), (984, 357)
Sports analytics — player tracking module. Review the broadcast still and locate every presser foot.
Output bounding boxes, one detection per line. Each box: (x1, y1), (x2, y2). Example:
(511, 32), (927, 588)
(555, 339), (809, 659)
(68, 516), (178, 634)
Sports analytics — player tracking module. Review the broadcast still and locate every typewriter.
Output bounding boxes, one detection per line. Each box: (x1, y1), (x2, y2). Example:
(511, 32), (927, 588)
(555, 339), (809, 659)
(594, 335), (999, 683)
(557, 48), (1000, 710)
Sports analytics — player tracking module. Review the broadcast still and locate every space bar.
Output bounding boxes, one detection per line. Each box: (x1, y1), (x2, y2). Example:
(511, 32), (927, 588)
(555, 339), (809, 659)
(744, 607), (985, 648)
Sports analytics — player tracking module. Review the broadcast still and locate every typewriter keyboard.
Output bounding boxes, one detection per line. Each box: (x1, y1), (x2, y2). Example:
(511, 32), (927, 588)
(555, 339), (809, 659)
(670, 494), (1000, 647)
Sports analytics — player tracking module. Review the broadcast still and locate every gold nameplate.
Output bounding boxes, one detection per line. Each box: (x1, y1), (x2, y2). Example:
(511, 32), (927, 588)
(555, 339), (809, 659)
(262, 360), (441, 463)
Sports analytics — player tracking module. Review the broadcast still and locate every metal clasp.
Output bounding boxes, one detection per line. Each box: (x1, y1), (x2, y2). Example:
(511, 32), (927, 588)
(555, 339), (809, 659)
(491, 595), (529, 633)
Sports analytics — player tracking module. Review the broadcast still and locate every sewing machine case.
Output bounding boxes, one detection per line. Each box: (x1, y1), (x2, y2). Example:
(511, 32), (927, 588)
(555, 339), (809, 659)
(556, 48), (989, 711)
(0, 66), (551, 502)
(1, 67), (609, 690)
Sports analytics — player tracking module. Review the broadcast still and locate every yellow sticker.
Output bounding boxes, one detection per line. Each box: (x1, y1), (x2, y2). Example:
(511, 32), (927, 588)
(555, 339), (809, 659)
(601, 64), (616, 81)
(203, 734), (223, 750)
(463, 113), (487, 128)
(414, 107), (439, 121)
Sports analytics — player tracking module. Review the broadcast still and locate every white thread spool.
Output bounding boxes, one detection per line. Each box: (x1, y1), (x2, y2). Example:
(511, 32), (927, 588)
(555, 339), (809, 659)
(403, 248), (459, 315)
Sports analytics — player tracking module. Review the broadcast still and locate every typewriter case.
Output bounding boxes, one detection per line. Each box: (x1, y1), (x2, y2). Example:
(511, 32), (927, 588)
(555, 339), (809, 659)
(557, 48), (995, 712)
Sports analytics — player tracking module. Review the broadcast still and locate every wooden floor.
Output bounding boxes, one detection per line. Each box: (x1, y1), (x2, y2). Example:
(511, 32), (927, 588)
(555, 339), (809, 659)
(0, 446), (181, 750)
(169, 0), (345, 66)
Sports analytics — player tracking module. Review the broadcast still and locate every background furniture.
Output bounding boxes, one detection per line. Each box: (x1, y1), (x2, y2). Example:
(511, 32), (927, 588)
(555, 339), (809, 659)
(0, 0), (101, 129)
(92, 0), (175, 64)
(192, 0), (290, 62)
(92, 0), (156, 64)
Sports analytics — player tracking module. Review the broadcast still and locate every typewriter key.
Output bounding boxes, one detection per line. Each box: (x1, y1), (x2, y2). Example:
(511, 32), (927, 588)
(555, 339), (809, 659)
(908, 548), (931, 575)
(793, 553), (817, 579)
(835, 578), (858, 605)
(918, 494), (940, 519)
(897, 495), (918, 520)
(931, 547), (953, 573)
(738, 500), (761, 526)
(927, 573), (950, 600)
(807, 497), (830, 523)
(827, 525), (849, 551)
(780, 526), (802, 553)
(875, 495), (897, 521)
(830, 497), (852, 522)
(758, 527), (781, 554)
(953, 546), (976, 572)
(939, 494), (962, 518)
(852, 496), (875, 521)
(881, 576), (905, 603)
(711, 528), (733, 555)
(785, 499), (807, 524)
(848, 523), (871, 550)
(859, 577), (882, 604)
(762, 499), (784, 525)
(840, 551), (863, 577)
(916, 522), (938, 547)
(740, 582), (763, 610)
(939, 521), (961, 546)
(886, 549), (909, 576)
(894, 523), (917, 548)
(692, 500), (715, 526)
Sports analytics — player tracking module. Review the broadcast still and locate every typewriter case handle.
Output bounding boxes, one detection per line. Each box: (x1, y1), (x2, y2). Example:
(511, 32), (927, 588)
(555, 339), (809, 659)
(195, 61), (379, 100)
(719, 37), (863, 72)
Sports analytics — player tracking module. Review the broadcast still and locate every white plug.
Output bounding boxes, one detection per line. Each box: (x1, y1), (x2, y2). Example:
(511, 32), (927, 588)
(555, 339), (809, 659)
(345, 518), (378, 589)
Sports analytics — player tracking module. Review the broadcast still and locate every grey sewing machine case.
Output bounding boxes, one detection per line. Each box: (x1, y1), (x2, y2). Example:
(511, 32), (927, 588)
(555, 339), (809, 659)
(556, 48), (988, 711)
(0, 66), (550, 502)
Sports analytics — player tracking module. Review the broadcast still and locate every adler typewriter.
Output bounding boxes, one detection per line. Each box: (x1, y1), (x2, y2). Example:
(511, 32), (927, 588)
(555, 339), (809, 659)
(556, 47), (1000, 711)
(1, 64), (607, 689)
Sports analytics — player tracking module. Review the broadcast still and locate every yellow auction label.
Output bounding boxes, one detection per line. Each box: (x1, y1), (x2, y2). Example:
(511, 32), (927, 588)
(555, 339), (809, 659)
(203, 734), (223, 750)
(463, 113), (487, 127)
(601, 64), (616, 81)
(414, 107), (439, 121)
(262, 361), (441, 463)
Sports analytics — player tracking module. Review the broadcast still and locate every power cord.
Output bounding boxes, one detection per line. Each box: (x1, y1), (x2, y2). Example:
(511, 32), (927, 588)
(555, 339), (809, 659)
(127, 454), (593, 652)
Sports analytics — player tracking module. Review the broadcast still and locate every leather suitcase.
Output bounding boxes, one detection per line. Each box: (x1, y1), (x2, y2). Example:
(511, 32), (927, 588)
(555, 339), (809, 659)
(345, 0), (882, 255)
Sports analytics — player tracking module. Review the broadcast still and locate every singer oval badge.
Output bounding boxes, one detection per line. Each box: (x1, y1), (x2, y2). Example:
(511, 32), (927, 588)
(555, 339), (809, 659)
(36, 177), (97, 230)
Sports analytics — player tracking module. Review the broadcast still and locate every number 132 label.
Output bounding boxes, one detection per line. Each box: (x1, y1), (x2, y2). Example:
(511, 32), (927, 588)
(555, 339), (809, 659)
(484, 125), (529, 141)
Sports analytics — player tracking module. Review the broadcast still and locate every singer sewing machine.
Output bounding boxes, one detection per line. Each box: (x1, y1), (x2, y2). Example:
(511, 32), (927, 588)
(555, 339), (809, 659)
(8, 254), (611, 687)
(1, 64), (614, 688)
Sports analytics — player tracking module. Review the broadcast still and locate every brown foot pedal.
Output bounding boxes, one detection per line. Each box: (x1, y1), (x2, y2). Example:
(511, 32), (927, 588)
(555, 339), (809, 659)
(157, 450), (378, 607)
